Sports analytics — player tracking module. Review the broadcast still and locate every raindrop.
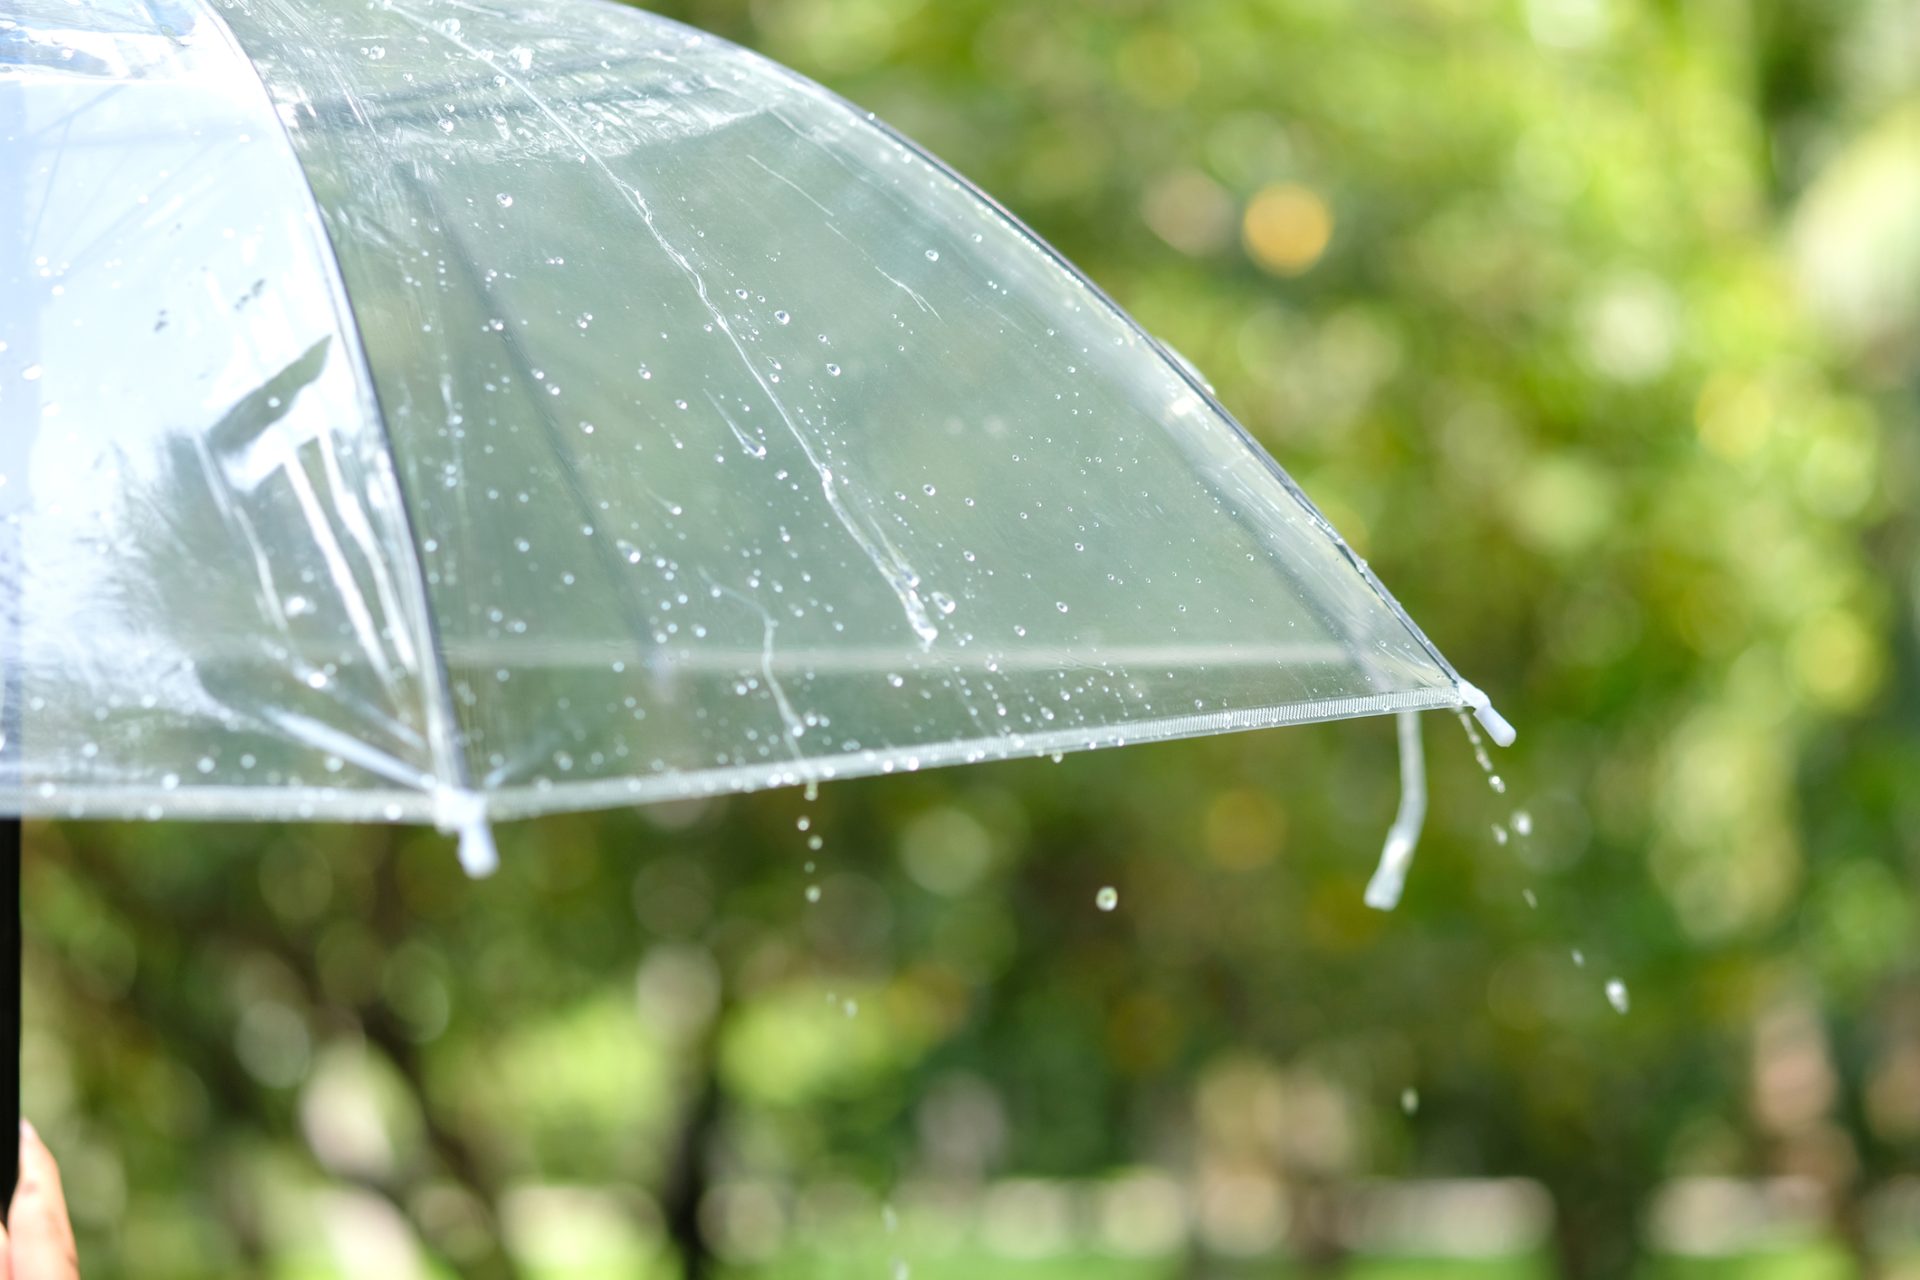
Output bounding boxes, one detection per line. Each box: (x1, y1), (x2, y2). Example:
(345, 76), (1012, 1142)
(1492, 823), (1508, 845)
(887, 673), (905, 689)
(1055, 601), (1070, 613)
(931, 591), (956, 616)
(495, 193), (513, 207)
(826, 363), (842, 376)
(796, 816), (811, 832)
(1400, 1088), (1419, 1115)
(1512, 810), (1533, 836)
(891, 1261), (910, 1280)
(283, 594), (314, 617)
(842, 998), (859, 1018)
(807, 834), (823, 851)
(1605, 979), (1630, 1013)
(1572, 948), (1586, 967)
(924, 249), (940, 261)
(1095, 886), (1119, 912)
(774, 310), (790, 325)
(1489, 774), (1507, 794)
(804, 780), (819, 802)
(20, 365), (42, 381)
(1456, 711), (1497, 777)
(1521, 888), (1538, 909)
(804, 884), (822, 903)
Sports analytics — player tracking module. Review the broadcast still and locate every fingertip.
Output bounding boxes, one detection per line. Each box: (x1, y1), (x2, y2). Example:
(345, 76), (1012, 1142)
(15, 1121), (52, 1184)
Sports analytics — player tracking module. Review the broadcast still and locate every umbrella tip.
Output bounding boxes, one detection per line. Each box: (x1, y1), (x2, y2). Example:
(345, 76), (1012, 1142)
(1458, 681), (1516, 748)
(434, 788), (499, 879)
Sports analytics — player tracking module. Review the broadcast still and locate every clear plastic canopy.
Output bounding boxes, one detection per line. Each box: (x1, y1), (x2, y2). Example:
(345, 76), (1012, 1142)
(0, 0), (1478, 841)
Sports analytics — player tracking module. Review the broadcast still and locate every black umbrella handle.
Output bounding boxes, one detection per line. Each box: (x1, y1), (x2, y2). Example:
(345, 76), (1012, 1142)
(1, 817), (16, 1221)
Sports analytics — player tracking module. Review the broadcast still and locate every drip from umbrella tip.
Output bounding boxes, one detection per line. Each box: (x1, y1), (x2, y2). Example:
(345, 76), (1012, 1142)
(433, 787), (498, 879)
(1365, 710), (1427, 911)
(1458, 681), (1515, 748)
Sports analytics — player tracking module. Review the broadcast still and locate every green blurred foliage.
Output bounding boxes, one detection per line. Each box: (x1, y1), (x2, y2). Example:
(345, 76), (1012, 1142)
(30, 0), (1920, 1277)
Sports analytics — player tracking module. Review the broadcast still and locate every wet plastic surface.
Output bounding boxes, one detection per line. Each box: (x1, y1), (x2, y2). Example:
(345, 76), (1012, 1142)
(1, 0), (1465, 826)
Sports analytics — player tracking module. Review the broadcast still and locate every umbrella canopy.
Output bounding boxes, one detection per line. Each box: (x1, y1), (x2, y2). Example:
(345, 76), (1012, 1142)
(0, 0), (1509, 878)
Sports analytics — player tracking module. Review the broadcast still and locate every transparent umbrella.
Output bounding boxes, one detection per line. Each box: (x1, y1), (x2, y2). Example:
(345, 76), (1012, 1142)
(0, 0), (1512, 1204)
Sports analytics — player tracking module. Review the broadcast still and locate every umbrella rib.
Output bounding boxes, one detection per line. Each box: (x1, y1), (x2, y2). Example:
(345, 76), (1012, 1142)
(190, 0), (480, 824)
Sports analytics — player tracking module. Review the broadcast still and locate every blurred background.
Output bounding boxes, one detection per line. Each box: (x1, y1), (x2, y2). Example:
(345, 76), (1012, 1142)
(29, 0), (1920, 1276)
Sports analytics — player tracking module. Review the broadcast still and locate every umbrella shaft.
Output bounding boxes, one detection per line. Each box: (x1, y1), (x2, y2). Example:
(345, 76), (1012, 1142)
(0, 817), (15, 1220)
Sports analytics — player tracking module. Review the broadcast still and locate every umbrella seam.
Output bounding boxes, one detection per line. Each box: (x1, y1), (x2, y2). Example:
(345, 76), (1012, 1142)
(191, 0), (475, 808)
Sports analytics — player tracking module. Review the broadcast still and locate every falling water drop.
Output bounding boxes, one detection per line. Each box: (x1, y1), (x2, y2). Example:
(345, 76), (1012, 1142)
(1095, 886), (1119, 912)
(1400, 1088), (1419, 1115)
(1492, 823), (1509, 845)
(1605, 979), (1630, 1013)
(804, 780), (819, 802)
(20, 365), (42, 382)
(804, 884), (822, 904)
(1522, 888), (1538, 909)
(843, 998), (860, 1018)
(1572, 948), (1586, 967)
(796, 816), (811, 832)
(1512, 810), (1533, 836)
(807, 834), (823, 851)
(1456, 711), (1497, 777)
